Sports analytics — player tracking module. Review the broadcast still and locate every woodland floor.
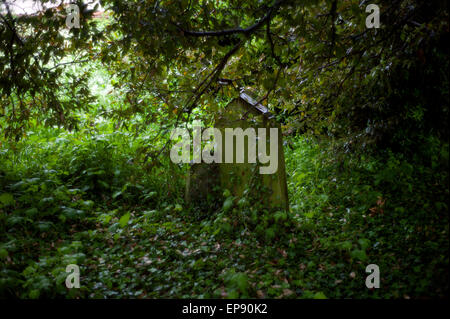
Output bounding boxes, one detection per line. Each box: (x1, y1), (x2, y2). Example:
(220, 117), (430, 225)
(1, 131), (448, 298)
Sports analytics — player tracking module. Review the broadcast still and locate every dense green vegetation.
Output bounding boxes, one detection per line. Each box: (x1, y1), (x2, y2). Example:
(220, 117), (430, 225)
(1, 0), (448, 299)
(1, 122), (448, 298)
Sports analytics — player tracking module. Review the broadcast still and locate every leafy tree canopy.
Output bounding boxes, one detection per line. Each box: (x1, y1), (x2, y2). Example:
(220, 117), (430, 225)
(1, 0), (448, 156)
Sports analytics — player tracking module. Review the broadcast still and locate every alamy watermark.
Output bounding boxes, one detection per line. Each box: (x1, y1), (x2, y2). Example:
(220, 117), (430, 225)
(365, 264), (380, 288)
(169, 126), (279, 174)
(366, 4), (380, 29)
(65, 4), (80, 29)
(65, 264), (80, 288)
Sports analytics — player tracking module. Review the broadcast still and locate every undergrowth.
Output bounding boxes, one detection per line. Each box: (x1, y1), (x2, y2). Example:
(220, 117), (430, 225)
(0, 125), (448, 298)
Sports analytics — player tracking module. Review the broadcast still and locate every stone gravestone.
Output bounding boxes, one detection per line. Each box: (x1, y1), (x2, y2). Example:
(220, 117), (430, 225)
(186, 90), (289, 211)
(185, 162), (220, 206)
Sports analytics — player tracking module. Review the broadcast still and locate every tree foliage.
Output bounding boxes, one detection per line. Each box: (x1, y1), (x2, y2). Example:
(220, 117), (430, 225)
(1, 0), (448, 155)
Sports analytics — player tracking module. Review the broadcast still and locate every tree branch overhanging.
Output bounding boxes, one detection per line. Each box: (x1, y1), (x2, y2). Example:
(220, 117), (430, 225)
(179, 0), (284, 37)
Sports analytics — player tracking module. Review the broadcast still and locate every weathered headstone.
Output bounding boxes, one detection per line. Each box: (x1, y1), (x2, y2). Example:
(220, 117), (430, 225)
(186, 90), (289, 211)
(185, 162), (220, 203)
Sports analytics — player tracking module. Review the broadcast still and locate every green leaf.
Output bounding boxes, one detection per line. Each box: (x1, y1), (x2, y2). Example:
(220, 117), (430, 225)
(313, 292), (327, 299)
(29, 289), (40, 299)
(119, 212), (131, 228)
(223, 197), (234, 212)
(25, 208), (39, 217)
(0, 248), (8, 259)
(265, 228), (276, 241)
(223, 189), (231, 198)
(358, 238), (370, 250)
(0, 193), (15, 207)
(226, 272), (249, 295)
(61, 207), (84, 219)
(274, 211), (287, 222)
(112, 191), (122, 199)
(340, 241), (352, 251)
(351, 249), (367, 261)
